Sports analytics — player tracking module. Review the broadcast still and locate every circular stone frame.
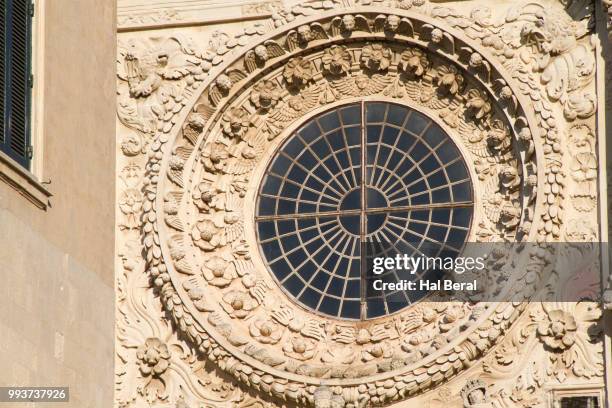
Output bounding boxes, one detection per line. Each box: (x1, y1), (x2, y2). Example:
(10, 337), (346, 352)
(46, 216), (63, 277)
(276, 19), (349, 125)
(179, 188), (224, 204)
(142, 7), (553, 407)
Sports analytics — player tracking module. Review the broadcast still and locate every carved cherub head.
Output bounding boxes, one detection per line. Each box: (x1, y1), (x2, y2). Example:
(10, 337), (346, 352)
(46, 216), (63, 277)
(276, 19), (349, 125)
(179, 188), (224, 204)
(254, 44), (268, 61)
(569, 125), (594, 154)
(215, 74), (232, 92)
(386, 15), (401, 32)
(342, 14), (356, 31)
(288, 95), (305, 111)
(297, 25), (313, 42)
(469, 53), (484, 68)
(431, 28), (444, 43)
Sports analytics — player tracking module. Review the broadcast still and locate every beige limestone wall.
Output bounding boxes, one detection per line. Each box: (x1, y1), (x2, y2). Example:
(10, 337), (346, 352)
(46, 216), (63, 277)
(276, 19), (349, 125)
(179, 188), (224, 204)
(0, 0), (117, 406)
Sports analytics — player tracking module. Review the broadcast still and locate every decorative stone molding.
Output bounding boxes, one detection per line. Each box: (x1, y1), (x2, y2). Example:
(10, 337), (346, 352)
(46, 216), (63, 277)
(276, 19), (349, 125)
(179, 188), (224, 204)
(115, 1), (604, 407)
(118, 0), (282, 31)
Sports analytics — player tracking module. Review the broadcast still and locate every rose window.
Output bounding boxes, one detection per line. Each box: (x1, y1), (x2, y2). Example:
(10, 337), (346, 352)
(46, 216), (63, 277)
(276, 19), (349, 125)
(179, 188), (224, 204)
(256, 102), (474, 319)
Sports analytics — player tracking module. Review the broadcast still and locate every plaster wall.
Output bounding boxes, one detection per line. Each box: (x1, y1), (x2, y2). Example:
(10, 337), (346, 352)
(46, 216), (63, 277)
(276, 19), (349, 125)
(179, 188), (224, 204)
(0, 0), (117, 406)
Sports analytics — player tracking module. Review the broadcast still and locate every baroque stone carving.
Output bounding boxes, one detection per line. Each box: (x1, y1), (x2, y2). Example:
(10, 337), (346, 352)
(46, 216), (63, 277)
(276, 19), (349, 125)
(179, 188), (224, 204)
(115, 1), (603, 407)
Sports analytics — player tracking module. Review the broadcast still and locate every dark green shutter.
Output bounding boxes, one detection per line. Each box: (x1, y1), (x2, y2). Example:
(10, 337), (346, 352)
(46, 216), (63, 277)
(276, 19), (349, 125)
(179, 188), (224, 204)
(1, 0), (32, 169)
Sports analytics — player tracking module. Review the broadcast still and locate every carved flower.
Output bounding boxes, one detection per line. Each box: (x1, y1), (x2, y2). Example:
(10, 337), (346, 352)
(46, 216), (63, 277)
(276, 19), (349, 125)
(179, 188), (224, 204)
(201, 256), (234, 287)
(250, 80), (281, 111)
(222, 290), (258, 318)
(192, 181), (218, 212)
(222, 107), (250, 139)
(283, 336), (316, 360)
(283, 57), (314, 88)
(119, 188), (143, 229)
(537, 309), (577, 350)
(465, 89), (492, 120)
(361, 43), (392, 72)
(399, 48), (429, 77)
(121, 134), (142, 156)
(202, 143), (229, 173)
(191, 219), (222, 251)
(436, 65), (463, 95)
(321, 45), (352, 76)
(136, 337), (170, 377)
(250, 318), (283, 344)
(362, 342), (389, 361)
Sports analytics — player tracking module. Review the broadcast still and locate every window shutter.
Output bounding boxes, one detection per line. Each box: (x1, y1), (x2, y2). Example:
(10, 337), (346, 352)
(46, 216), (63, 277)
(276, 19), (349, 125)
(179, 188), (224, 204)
(0, 2), (6, 148)
(1, 0), (32, 169)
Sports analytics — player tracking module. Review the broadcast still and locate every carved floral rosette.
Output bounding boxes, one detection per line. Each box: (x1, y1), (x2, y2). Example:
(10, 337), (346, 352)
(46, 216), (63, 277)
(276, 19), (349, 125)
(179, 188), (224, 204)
(130, 6), (601, 407)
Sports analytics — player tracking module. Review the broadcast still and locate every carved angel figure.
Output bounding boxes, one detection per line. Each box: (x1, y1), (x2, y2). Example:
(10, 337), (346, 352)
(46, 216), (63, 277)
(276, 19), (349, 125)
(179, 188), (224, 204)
(244, 41), (285, 72)
(286, 23), (328, 51)
(283, 56), (315, 88)
(374, 14), (413, 36)
(398, 48), (429, 78)
(267, 86), (321, 129)
(360, 43), (392, 72)
(249, 80), (282, 111)
(321, 45), (352, 76)
(209, 69), (247, 105)
(436, 65), (464, 95)
(118, 37), (204, 134)
(431, 28), (444, 44)
(118, 188), (143, 230)
(331, 73), (392, 97)
(331, 14), (370, 36)
(124, 38), (199, 98)
(569, 127), (597, 210)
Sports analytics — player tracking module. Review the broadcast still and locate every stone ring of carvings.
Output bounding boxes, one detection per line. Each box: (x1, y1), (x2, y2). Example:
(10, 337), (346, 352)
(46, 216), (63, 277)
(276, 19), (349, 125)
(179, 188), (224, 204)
(143, 8), (553, 406)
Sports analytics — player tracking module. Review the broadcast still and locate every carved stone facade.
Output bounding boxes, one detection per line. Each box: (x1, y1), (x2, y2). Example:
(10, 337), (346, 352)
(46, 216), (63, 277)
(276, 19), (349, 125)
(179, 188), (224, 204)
(115, 1), (609, 407)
